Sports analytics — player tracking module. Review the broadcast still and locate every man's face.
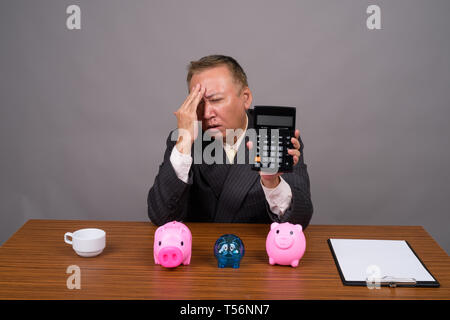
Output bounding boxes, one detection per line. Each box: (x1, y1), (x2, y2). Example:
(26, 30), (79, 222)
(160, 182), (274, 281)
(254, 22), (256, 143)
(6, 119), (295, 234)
(189, 65), (252, 140)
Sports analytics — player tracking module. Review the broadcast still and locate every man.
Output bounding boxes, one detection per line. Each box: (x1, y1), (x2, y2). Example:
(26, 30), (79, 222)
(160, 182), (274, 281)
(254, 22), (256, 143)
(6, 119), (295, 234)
(147, 55), (313, 229)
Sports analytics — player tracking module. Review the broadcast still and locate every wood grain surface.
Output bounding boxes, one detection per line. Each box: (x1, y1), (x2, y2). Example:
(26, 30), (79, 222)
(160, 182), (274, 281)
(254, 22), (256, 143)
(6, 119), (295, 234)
(0, 219), (449, 300)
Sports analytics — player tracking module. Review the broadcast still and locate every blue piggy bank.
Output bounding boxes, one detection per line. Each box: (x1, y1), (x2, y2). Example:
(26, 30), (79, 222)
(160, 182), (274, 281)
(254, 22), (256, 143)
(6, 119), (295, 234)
(214, 234), (245, 268)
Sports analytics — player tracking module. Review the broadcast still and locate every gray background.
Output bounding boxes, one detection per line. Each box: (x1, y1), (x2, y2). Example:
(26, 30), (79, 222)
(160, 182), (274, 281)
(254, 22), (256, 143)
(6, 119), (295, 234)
(1, 0), (449, 254)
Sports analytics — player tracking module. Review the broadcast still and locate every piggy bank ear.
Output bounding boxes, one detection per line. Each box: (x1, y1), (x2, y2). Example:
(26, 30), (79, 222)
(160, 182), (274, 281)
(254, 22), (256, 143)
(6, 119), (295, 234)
(155, 225), (164, 238)
(295, 224), (303, 233)
(270, 222), (279, 231)
(180, 227), (189, 236)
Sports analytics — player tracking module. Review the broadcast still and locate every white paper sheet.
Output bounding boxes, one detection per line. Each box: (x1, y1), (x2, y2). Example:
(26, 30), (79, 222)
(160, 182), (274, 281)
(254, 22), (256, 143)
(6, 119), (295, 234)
(329, 239), (436, 282)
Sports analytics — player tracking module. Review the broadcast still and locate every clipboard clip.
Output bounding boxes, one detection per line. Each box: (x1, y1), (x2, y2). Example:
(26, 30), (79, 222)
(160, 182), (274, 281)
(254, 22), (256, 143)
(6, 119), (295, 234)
(370, 276), (417, 288)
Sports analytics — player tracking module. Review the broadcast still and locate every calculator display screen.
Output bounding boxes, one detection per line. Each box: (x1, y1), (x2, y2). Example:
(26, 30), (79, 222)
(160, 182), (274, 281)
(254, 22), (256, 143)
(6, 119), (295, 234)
(256, 115), (293, 127)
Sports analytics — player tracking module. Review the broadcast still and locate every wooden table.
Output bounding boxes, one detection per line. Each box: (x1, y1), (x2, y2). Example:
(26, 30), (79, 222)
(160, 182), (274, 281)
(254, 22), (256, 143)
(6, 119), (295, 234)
(0, 220), (449, 300)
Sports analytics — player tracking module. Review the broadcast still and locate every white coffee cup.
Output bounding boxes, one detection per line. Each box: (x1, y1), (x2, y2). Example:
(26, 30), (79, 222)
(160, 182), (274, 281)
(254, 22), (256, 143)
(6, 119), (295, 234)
(64, 228), (106, 257)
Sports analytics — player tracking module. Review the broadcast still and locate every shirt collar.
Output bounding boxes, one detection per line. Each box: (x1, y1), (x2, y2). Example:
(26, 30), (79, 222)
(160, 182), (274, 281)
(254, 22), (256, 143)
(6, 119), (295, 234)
(224, 114), (248, 151)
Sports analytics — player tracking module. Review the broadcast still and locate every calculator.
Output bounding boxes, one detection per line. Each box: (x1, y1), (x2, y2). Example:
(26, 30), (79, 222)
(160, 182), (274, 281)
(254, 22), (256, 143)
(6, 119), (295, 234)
(251, 106), (296, 173)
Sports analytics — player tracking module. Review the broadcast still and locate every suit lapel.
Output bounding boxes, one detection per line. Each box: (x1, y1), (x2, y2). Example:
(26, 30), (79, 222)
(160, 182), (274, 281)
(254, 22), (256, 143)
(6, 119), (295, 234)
(197, 110), (259, 221)
(213, 132), (259, 222)
(197, 138), (230, 199)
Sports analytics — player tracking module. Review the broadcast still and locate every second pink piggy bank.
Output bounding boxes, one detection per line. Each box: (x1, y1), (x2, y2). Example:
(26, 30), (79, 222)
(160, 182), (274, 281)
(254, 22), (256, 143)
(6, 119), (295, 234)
(266, 222), (306, 267)
(153, 221), (192, 268)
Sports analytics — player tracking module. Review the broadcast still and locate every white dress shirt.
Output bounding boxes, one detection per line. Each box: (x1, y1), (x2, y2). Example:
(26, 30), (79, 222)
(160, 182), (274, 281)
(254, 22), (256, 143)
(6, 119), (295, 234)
(169, 117), (292, 216)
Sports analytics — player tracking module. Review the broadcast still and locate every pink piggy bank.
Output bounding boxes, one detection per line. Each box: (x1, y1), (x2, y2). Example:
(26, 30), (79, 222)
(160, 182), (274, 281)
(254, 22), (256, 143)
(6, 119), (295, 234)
(153, 221), (192, 268)
(266, 222), (306, 267)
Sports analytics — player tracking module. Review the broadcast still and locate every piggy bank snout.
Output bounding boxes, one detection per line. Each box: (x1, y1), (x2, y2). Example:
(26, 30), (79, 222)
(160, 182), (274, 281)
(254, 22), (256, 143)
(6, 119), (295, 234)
(274, 235), (294, 249)
(158, 246), (183, 268)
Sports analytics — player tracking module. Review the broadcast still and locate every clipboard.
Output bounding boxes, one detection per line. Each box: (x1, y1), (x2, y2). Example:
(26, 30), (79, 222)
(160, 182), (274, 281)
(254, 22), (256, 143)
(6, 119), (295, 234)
(328, 239), (440, 288)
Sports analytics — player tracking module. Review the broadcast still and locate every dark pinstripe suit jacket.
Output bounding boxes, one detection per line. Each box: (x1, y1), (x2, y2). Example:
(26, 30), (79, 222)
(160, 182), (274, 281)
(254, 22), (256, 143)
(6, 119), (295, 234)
(147, 109), (313, 229)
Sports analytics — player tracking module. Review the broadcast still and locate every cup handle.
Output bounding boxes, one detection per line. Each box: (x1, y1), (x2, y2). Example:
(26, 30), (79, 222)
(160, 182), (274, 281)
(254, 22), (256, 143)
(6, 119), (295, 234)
(64, 232), (73, 245)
